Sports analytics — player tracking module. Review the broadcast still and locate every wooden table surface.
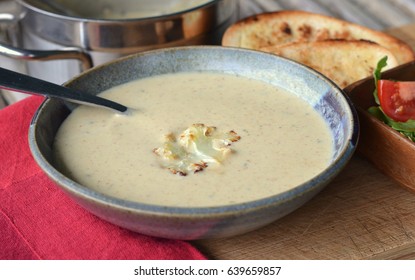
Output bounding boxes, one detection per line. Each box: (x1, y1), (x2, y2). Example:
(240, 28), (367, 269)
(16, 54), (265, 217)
(194, 3), (415, 260)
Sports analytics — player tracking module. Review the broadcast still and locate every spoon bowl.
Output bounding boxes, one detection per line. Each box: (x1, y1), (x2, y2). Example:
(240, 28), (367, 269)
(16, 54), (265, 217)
(0, 67), (128, 112)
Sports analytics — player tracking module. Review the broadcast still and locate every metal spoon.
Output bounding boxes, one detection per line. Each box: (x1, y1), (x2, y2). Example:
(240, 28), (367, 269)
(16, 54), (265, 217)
(0, 67), (128, 113)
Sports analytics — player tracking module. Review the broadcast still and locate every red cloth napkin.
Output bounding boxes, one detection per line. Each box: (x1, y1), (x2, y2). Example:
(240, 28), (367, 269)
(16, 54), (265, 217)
(0, 96), (207, 260)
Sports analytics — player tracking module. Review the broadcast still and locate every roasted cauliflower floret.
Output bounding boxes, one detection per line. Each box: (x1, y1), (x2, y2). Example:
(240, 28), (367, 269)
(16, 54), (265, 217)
(153, 124), (241, 176)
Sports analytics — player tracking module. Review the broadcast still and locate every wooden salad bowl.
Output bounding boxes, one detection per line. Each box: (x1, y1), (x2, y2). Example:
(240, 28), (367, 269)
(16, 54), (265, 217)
(344, 60), (415, 193)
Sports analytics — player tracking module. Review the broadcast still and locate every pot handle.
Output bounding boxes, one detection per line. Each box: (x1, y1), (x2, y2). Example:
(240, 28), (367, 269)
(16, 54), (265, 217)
(0, 43), (93, 71)
(0, 12), (93, 71)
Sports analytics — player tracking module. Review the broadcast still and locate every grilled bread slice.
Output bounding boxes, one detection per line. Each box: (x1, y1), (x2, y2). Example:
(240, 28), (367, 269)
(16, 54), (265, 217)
(222, 10), (414, 65)
(260, 40), (399, 88)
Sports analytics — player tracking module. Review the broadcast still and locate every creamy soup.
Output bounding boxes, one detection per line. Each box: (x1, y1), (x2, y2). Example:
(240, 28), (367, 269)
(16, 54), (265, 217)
(53, 72), (334, 207)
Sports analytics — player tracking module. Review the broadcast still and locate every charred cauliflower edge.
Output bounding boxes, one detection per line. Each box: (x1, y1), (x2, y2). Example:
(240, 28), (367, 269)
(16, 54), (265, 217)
(153, 123), (241, 176)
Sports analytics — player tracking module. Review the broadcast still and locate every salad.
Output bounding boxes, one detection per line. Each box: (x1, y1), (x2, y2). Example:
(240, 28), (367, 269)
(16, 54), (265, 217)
(369, 56), (415, 141)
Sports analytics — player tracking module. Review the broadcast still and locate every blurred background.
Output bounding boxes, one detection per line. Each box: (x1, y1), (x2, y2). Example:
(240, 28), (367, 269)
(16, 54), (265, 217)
(239, 0), (415, 30)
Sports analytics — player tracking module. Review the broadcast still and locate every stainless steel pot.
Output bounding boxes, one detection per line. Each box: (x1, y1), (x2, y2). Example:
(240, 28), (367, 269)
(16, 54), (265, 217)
(0, 0), (237, 99)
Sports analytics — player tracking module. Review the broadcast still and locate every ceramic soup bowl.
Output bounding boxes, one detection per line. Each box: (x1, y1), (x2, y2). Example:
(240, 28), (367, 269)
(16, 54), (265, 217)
(29, 46), (359, 240)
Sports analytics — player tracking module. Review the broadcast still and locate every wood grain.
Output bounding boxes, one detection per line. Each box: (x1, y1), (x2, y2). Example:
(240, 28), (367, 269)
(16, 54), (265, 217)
(194, 24), (415, 260)
(195, 156), (415, 259)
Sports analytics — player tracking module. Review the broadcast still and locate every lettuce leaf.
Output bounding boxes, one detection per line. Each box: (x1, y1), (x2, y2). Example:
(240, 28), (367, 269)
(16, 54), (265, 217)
(372, 56), (388, 105)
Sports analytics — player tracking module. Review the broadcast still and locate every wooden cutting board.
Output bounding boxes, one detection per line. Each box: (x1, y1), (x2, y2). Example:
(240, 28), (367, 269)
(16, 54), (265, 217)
(193, 24), (415, 260)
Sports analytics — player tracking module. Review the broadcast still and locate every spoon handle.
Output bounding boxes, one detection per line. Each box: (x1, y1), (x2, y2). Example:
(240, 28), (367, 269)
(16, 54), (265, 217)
(0, 67), (128, 112)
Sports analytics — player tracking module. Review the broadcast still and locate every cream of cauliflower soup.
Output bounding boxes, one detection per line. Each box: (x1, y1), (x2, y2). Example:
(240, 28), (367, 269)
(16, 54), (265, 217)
(53, 72), (334, 207)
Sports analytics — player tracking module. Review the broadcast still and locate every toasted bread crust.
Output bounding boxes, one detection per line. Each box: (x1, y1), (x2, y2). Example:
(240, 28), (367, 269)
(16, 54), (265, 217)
(261, 39), (399, 88)
(222, 10), (415, 64)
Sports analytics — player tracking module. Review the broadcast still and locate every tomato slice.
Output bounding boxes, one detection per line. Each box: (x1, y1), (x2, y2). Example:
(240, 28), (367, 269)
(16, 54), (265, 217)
(377, 80), (415, 122)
